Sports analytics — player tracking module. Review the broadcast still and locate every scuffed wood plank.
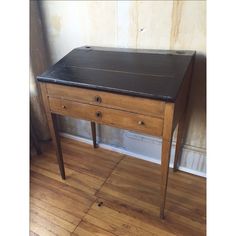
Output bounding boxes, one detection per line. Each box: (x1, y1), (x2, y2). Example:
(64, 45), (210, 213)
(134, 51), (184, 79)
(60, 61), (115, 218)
(30, 210), (71, 236)
(73, 220), (115, 236)
(31, 197), (79, 226)
(31, 203), (77, 232)
(85, 200), (175, 236)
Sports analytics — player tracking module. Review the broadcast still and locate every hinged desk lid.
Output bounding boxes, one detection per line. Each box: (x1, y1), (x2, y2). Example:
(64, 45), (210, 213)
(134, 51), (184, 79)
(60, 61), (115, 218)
(37, 46), (195, 102)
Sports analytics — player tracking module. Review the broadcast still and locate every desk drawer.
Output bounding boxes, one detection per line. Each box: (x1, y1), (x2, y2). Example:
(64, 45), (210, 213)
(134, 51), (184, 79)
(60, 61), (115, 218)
(46, 83), (165, 118)
(49, 97), (163, 137)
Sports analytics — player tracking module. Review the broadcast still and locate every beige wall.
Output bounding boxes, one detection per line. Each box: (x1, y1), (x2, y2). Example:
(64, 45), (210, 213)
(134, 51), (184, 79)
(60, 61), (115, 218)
(39, 1), (206, 175)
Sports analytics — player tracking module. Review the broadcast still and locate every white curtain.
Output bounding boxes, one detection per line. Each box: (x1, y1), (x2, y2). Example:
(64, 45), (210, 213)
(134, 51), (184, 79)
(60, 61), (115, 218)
(30, 1), (50, 141)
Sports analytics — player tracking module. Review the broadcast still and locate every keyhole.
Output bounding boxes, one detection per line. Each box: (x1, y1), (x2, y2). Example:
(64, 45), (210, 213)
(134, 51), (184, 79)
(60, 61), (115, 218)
(95, 96), (102, 103)
(96, 111), (102, 118)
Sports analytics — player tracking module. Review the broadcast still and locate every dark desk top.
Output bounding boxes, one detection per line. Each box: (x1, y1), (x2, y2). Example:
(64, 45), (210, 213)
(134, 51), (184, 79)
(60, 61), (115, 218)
(37, 46), (195, 102)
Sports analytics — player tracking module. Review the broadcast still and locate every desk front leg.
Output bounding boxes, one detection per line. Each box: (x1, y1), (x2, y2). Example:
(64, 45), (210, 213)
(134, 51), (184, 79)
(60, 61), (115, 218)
(160, 138), (172, 219)
(50, 114), (66, 179)
(39, 83), (66, 180)
(160, 103), (174, 219)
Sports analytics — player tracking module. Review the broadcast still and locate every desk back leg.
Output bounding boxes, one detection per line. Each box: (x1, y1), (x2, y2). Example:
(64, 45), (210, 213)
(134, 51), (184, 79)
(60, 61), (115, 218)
(39, 83), (66, 180)
(90, 122), (97, 148)
(173, 116), (185, 171)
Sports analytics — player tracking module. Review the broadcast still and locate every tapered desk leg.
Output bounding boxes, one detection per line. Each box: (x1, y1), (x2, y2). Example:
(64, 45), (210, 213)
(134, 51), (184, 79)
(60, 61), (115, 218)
(173, 117), (185, 171)
(91, 122), (97, 148)
(160, 139), (172, 219)
(51, 114), (66, 179)
(160, 103), (174, 219)
(39, 83), (65, 180)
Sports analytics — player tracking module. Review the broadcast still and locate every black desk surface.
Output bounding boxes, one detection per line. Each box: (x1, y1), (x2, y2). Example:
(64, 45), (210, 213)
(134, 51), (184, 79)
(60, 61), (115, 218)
(37, 46), (195, 102)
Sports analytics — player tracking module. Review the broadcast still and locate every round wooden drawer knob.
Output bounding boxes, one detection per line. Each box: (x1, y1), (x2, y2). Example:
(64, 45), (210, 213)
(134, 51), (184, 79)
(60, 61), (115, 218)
(95, 95), (102, 103)
(95, 111), (102, 118)
(138, 121), (144, 125)
(62, 105), (66, 109)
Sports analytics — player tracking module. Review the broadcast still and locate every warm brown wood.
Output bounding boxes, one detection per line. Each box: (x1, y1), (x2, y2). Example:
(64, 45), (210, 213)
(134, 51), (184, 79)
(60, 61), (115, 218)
(51, 114), (66, 179)
(30, 138), (206, 236)
(90, 122), (97, 148)
(160, 140), (173, 219)
(48, 97), (164, 137)
(46, 83), (166, 118)
(160, 103), (175, 219)
(39, 83), (65, 179)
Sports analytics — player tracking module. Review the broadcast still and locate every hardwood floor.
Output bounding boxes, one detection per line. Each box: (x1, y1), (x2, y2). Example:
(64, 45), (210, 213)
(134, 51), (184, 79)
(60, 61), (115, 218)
(30, 137), (206, 236)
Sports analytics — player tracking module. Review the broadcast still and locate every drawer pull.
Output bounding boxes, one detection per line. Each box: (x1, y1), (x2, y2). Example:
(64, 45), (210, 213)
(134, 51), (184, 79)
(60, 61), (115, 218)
(62, 105), (66, 109)
(95, 111), (102, 118)
(95, 95), (102, 103)
(138, 121), (144, 125)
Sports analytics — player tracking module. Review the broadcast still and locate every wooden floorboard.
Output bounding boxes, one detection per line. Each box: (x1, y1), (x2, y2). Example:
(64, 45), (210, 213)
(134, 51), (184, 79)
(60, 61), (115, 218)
(30, 137), (206, 235)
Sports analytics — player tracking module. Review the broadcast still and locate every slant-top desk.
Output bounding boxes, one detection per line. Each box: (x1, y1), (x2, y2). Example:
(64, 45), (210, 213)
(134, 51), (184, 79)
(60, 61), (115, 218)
(37, 46), (195, 219)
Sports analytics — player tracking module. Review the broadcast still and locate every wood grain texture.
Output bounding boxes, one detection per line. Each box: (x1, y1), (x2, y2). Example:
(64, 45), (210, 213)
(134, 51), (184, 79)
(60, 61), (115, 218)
(48, 97), (164, 137)
(46, 83), (166, 118)
(39, 83), (65, 179)
(160, 103), (175, 218)
(30, 137), (206, 235)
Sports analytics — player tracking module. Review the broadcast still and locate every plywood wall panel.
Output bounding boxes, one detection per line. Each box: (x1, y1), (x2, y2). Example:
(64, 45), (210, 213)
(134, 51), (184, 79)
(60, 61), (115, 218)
(170, 1), (206, 52)
(132, 1), (173, 49)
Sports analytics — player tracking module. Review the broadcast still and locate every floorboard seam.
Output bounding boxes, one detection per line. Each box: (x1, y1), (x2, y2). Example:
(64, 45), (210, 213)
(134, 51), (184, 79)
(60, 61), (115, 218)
(71, 191), (98, 234)
(94, 154), (125, 197)
(71, 154), (125, 234)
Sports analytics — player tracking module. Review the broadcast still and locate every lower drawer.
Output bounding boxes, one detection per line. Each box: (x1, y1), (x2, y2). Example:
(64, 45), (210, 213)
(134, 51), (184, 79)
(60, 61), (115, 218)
(49, 97), (163, 137)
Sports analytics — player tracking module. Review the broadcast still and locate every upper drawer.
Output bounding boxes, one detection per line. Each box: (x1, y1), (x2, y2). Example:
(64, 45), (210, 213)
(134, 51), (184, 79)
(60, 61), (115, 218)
(46, 83), (165, 118)
(49, 97), (163, 137)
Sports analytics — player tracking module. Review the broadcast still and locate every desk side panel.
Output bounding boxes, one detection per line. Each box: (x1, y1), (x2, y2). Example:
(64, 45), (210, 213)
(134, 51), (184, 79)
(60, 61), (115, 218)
(173, 57), (194, 130)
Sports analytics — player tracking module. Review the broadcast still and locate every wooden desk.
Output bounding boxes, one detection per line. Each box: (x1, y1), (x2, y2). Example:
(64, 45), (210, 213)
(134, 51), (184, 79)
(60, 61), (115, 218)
(37, 46), (195, 219)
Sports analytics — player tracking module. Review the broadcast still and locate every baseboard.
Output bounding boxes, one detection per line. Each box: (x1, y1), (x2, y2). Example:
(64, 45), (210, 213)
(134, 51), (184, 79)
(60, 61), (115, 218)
(60, 132), (206, 178)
